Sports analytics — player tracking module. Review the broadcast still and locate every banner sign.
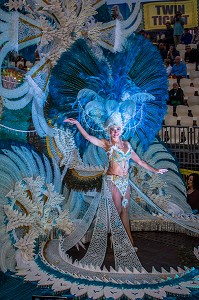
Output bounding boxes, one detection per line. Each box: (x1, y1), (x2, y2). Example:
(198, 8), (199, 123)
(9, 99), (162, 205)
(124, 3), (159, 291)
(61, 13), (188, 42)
(180, 168), (199, 176)
(180, 168), (199, 183)
(143, 0), (198, 30)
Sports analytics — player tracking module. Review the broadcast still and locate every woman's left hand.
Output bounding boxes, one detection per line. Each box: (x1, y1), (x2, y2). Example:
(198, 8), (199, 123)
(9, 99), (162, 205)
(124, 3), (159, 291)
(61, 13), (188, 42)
(156, 168), (168, 174)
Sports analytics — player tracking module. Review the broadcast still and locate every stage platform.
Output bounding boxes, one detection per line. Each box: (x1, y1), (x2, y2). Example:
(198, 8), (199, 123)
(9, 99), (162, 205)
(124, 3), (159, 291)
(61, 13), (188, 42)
(0, 231), (199, 300)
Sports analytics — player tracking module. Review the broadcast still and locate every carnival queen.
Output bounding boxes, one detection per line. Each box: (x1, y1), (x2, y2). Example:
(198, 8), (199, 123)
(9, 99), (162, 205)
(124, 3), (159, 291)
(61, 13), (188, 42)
(64, 112), (168, 249)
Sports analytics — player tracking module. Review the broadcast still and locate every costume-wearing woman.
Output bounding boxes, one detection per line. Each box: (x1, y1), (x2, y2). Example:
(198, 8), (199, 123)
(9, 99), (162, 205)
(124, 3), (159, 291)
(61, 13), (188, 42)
(64, 116), (168, 246)
(187, 173), (199, 214)
(49, 38), (199, 272)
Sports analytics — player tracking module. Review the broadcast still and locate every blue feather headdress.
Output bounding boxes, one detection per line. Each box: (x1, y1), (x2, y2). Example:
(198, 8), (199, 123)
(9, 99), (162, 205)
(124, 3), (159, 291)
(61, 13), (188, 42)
(49, 35), (168, 151)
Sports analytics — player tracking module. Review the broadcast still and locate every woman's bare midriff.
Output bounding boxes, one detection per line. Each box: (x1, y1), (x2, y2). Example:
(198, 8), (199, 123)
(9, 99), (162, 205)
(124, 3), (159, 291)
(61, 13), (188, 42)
(106, 162), (128, 176)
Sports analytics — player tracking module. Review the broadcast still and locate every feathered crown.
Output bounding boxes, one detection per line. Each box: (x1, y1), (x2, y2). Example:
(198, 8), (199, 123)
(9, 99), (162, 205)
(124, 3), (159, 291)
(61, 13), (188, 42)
(77, 87), (156, 140)
(49, 37), (168, 150)
(104, 112), (123, 131)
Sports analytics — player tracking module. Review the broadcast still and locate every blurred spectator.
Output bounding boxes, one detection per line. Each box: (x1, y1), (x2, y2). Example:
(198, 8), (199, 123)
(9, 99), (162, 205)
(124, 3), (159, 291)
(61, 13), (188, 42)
(184, 45), (198, 62)
(168, 82), (185, 106)
(158, 42), (167, 60)
(170, 56), (187, 83)
(18, 64), (28, 72)
(163, 21), (174, 50)
(139, 29), (149, 39)
(167, 45), (180, 65)
(192, 27), (199, 45)
(184, 45), (199, 70)
(181, 28), (193, 45)
(164, 59), (172, 76)
(111, 5), (123, 20)
(171, 11), (185, 46)
(151, 34), (158, 46)
(187, 173), (199, 214)
(184, 45), (193, 62)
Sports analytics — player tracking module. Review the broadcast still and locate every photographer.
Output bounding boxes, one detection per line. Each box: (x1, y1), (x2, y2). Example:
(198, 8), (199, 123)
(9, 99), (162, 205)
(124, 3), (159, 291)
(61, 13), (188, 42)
(171, 11), (185, 46)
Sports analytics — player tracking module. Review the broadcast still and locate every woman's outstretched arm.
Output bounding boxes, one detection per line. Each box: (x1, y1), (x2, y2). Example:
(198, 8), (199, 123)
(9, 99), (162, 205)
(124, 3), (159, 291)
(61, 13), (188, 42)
(131, 149), (168, 174)
(64, 118), (106, 148)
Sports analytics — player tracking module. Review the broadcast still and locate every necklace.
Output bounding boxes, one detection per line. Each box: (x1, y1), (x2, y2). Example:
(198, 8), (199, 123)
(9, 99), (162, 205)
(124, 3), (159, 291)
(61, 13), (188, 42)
(111, 140), (124, 149)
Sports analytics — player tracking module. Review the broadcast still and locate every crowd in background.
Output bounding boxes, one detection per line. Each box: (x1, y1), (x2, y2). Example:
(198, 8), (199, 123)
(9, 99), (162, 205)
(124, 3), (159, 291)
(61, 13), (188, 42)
(139, 10), (199, 112)
(139, 12), (199, 203)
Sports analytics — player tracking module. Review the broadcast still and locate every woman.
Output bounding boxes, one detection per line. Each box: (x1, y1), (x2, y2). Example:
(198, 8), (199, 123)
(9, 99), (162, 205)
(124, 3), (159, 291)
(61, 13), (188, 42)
(64, 117), (168, 246)
(187, 173), (199, 214)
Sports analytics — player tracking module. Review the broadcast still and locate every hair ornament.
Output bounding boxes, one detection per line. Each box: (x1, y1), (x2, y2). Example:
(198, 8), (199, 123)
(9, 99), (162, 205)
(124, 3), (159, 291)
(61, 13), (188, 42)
(104, 112), (124, 133)
(49, 36), (168, 150)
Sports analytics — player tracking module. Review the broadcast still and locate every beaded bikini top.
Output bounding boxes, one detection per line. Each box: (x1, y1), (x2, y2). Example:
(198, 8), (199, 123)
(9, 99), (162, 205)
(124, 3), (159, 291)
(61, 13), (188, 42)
(107, 144), (132, 167)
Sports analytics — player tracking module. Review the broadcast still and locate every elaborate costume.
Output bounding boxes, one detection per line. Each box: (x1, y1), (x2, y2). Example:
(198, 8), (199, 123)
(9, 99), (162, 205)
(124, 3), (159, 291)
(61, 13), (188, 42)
(107, 143), (132, 207)
(1, 2), (199, 298)
(106, 174), (129, 207)
(48, 36), (199, 272)
(107, 144), (132, 171)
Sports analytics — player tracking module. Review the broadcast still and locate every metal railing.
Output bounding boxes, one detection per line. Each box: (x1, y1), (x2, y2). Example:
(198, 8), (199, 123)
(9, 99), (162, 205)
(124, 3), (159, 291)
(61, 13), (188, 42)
(158, 126), (199, 170)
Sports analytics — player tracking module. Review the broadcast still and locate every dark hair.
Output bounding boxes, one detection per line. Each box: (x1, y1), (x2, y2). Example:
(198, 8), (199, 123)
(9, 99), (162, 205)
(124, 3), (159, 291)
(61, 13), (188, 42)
(165, 59), (171, 65)
(188, 173), (199, 190)
(169, 44), (176, 49)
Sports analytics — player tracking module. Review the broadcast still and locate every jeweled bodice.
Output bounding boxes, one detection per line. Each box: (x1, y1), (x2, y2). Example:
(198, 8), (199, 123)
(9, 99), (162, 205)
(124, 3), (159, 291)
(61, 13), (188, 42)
(107, 144), (132, 172)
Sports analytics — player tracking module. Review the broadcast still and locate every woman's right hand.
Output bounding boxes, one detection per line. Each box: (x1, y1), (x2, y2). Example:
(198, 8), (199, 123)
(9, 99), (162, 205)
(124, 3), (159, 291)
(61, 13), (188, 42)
(64, 117), (104, 148)
(64, 118), (78, 125)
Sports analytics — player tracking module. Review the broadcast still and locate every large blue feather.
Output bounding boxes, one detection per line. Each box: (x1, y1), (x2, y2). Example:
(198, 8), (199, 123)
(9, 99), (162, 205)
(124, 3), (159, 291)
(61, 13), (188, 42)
(48, 36), (168, 152)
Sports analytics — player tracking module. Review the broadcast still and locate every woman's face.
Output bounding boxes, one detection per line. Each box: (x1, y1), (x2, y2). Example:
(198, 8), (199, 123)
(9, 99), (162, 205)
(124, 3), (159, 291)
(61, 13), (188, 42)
(109, 126), (121, 139)
(187, 175), (193, 189)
